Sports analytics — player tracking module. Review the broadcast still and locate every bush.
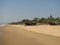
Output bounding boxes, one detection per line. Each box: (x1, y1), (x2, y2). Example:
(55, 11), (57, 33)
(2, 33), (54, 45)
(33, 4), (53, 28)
(48, 22), (57, 25)
(25, 22), (36, 26)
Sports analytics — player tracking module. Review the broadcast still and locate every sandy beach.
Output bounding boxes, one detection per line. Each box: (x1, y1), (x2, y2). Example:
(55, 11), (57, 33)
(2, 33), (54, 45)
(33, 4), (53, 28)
(0, 25), (60, 45)
(13, 25), (60, 37)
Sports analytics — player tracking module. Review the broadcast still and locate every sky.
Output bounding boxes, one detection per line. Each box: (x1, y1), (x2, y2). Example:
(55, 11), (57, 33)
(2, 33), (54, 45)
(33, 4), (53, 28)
(0, 0), (60, 24)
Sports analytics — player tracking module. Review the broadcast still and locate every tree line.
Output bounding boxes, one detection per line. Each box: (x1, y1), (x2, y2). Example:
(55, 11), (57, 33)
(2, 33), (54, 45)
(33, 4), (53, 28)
(10, 15), (60, 25)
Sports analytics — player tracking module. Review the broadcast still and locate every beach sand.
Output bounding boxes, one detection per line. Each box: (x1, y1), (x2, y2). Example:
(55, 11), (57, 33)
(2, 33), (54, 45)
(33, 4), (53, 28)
(0, 25), (60, 45)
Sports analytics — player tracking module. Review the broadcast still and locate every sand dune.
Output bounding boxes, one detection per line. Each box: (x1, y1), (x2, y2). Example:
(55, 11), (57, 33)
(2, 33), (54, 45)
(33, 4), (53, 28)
(0, 25), (60, 45)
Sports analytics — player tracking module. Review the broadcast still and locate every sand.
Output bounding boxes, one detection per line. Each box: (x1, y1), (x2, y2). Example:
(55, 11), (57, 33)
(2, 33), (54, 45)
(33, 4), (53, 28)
(13, 25), (60, 37)
(0, 25), (60, 45)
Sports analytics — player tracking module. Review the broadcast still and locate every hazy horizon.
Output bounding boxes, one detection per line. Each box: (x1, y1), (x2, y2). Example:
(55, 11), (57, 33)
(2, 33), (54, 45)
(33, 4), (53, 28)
(0, 0), (60, 24)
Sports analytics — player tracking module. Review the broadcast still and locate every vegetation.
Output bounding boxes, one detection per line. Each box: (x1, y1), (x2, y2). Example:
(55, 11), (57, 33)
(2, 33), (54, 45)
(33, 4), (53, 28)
(10, 15), (60, 25)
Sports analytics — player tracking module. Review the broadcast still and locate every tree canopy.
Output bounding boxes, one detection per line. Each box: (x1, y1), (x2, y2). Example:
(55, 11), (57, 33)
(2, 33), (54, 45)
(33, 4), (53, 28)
(10, 15), (60, 25)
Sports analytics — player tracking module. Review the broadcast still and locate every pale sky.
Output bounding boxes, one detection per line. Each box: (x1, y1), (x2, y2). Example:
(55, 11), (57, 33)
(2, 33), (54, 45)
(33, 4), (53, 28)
(0, 0), (60, 24)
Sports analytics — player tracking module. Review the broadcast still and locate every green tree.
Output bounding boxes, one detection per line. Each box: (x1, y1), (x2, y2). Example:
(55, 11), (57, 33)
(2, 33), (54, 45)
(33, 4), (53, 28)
(40, 17), (46, 23)
(32, 17), (39, 23)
